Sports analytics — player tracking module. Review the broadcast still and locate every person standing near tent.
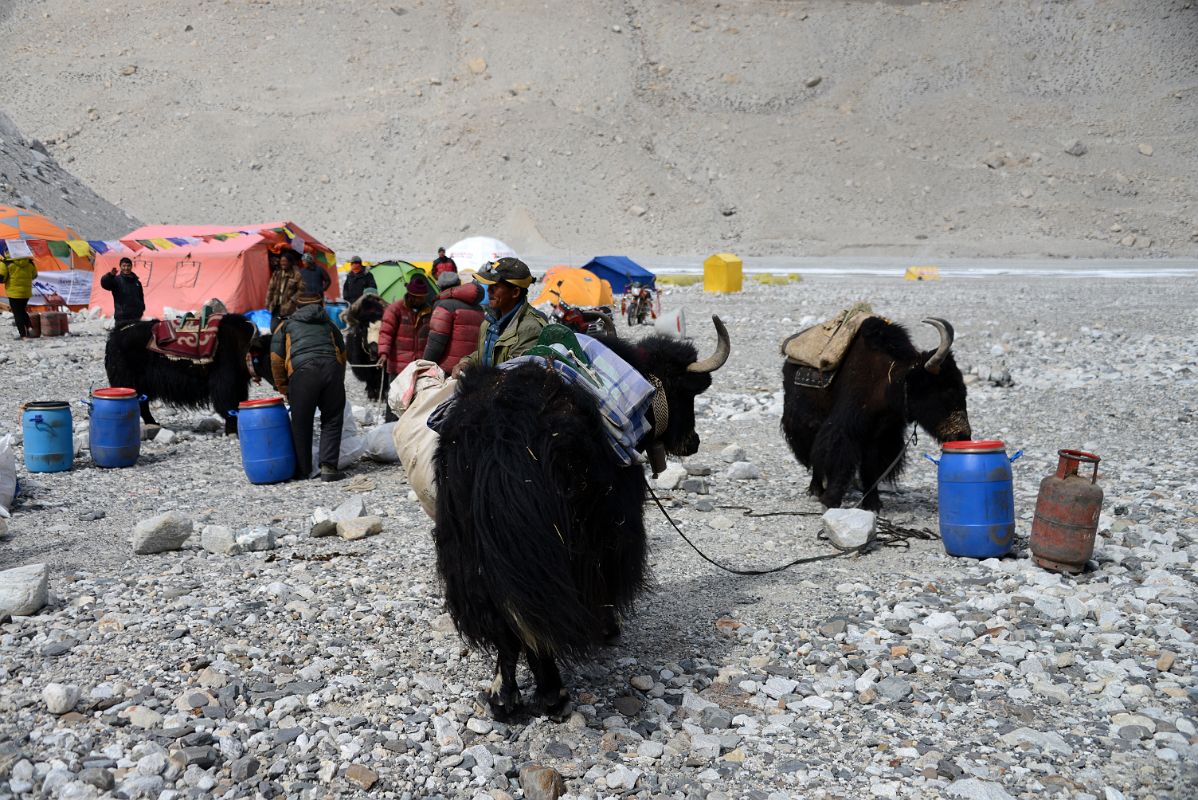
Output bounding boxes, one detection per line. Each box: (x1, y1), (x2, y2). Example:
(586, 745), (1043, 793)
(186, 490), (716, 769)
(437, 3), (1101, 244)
(376, 273), (434, 420)
(99, 256), (145, 325)
(0, 256), (37, 339)
(452, 257), (546, 377)
(270, 292), (348, 482)
(342, 256), (377, 305)
(423, 272), (485, 372)
(432, 247), (457, 280)
(299, 253), (332, 297)
(266, 249), (304, 331)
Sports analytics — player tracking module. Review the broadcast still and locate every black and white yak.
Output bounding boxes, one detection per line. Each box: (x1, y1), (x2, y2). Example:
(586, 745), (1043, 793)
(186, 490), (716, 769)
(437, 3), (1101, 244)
(104, 314), (273, 435)
(781, 317), (971, 510)
(433, 317), (730, 720)
(343, 294), (389, 400)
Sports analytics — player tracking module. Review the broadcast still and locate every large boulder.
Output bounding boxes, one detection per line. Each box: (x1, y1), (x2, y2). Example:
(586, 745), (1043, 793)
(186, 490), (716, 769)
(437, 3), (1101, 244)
(132, 512), (193, 554)
(0, 563), (49, 617)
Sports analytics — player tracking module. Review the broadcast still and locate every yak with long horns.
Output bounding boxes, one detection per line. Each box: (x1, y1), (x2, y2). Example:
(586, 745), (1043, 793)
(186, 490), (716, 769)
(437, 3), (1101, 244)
(105, 314), (272, 435)
(434, 317), (731, 720)
(781, 317), (971, 510)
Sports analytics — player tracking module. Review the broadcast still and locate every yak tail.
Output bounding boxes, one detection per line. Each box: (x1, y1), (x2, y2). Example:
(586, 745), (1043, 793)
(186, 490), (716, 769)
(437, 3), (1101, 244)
(434, 365), (644, 662)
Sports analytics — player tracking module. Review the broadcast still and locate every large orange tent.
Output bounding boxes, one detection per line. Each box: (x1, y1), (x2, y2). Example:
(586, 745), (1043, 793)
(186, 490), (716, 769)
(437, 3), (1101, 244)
(91, 221), (337, 318)
(0, 205), (93, 308)
(533, 266), (614, 308)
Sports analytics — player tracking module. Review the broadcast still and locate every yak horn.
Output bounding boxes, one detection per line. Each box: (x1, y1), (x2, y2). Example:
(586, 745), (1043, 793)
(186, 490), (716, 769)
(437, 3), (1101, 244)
(687, 315), (731, 374)
(922, 317), (954, 373)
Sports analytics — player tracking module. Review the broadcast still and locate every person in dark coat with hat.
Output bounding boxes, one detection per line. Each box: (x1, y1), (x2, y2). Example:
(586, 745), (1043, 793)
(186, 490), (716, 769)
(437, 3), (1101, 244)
(270, 291), (348, 481)
(342, 256), (377, 305)
(99, 257), (145, 325)
(299, 253), (333, 297)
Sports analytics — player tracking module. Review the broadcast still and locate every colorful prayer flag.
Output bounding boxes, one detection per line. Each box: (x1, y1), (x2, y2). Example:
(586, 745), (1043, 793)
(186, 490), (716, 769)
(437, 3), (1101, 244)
(149, 238), (174, 250)
(137, 240), (157, 251)
(67, 240), (93, 257)
(46, 240), (71, 259)
(28, 240), (51, 257)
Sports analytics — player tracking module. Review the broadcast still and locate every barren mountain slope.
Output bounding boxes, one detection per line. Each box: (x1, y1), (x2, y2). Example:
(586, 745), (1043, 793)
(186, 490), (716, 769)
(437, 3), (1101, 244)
(1, 0), (1195, 258)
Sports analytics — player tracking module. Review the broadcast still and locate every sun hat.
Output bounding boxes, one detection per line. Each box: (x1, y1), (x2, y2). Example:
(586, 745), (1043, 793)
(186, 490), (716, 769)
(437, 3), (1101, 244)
(474, 257), (533, 288)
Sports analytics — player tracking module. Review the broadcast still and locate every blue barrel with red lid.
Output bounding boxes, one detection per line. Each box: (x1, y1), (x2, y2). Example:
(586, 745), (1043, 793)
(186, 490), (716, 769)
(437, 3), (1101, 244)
(926, 440), (1022, 558)
(89, 387), (141, 468)
(234, 397), (296, 484)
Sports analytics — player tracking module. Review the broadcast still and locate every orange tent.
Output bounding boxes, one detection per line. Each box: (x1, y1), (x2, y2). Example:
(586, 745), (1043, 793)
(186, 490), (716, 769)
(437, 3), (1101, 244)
(0, 205), (93, 308)
(533, 266), (614, 308)
(91, 221), (337, 318)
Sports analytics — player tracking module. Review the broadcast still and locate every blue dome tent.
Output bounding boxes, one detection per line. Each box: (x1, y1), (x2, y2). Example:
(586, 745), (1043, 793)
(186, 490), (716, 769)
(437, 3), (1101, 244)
(580, 256), (655, 295)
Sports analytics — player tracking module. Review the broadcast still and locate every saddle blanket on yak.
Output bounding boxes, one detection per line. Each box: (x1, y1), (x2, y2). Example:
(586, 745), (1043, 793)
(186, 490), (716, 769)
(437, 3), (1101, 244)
(780, 303), (876, 380)
(504, 327), (654, 467)
(147, 314), (224, 363)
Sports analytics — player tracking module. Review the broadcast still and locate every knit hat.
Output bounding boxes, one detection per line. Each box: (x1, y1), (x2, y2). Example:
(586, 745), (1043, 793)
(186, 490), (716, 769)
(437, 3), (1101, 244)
(406, 273), (432, 297)
(436, 271), (461, 290)
(302, 253), (317, 266)
(297, 291), (323, 306)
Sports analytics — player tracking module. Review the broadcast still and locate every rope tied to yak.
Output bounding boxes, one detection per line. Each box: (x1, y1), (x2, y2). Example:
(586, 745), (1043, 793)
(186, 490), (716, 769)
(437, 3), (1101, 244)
(646, 424), (936, 576)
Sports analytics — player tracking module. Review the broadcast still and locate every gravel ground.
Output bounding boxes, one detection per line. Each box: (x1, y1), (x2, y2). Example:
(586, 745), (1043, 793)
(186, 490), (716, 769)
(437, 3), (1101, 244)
(1, 274), (1195, 799)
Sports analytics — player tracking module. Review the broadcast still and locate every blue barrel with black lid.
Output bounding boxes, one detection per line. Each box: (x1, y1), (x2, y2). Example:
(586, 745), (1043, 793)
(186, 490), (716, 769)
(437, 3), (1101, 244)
(233, 397), (296, 484)
(926, 439), (1022, 558)
(21, 401), (74, 473)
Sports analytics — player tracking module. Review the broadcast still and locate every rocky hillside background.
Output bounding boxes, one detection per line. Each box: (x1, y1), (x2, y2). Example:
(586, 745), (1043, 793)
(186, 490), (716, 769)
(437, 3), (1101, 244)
(1, 0), (1195, 257)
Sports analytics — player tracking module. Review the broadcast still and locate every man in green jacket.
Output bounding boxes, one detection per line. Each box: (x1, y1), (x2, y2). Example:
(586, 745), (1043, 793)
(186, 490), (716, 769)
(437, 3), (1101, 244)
(452, 257), (547, 377)
(271, 292), (348, 481)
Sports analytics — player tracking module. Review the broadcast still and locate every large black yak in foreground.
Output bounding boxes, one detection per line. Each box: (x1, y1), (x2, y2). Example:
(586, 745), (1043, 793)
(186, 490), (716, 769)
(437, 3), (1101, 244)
(105, 314), (272, 435)
(434, 317), (730, 720)
(782, 316), (971, 511)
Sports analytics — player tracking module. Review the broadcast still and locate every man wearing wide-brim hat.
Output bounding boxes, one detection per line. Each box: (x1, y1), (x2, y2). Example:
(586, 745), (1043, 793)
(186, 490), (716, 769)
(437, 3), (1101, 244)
(452, 257), (547, 378)
(270, 291), (348, 481)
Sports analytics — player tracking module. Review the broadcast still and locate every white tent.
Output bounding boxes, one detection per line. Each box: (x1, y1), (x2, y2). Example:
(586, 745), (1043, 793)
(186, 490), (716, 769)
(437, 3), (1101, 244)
(446, 236), (518, 272)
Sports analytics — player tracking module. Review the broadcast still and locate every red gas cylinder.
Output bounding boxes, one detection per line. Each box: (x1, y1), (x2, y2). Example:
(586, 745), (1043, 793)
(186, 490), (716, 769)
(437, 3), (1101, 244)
(1029, 449), (1104, 573)
(40, 310), (69, 337)
(27, 312), (42, 338)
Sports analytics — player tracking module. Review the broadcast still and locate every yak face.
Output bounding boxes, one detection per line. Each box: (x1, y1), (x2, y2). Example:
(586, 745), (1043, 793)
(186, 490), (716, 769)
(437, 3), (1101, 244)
(606, 315), (731, 458)
(905, 351), (971, 443)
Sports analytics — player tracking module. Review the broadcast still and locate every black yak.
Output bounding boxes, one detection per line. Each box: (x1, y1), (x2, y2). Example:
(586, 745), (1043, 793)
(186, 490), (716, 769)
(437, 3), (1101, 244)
(781, 317), (971, 510)
(105, 313), (272, 435)
(434, 317), (730, 720)
(343, 294), (389, 400)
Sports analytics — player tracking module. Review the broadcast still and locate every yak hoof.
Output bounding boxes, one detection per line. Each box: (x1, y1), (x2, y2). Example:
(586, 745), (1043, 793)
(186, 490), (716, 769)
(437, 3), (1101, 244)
(481, 689), (521, 723)
(818, 490), (844, 510)
(806, 479), (823, 498)
(528, 689), (571, 722)
(859, 494), (883, 512)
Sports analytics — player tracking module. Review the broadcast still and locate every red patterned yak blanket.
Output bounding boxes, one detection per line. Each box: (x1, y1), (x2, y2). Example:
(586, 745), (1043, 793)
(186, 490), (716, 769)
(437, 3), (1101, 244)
(147, 314), (224, 363)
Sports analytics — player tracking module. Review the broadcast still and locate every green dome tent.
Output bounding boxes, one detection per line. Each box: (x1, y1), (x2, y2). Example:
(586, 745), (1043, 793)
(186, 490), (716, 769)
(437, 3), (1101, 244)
(369, 260), (426, 303)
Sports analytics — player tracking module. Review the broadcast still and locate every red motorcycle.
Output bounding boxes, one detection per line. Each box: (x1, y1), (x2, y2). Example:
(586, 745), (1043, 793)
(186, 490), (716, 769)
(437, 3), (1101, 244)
(548, 291), (617, 337)
(622, 283), (657, 327)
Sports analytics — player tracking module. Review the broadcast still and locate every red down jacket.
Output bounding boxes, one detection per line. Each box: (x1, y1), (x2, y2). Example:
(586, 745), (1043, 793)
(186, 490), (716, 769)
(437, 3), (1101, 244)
(423, 283), (485, 371)
(378, 299), (433, 376)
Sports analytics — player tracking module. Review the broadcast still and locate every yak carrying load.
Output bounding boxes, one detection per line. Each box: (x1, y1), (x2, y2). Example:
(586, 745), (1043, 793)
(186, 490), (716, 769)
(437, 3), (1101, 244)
(781, 307), (971, 511)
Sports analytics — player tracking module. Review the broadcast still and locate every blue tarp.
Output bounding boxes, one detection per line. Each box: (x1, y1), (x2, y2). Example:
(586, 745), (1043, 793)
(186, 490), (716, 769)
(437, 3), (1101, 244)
(580, 256), (655, 295)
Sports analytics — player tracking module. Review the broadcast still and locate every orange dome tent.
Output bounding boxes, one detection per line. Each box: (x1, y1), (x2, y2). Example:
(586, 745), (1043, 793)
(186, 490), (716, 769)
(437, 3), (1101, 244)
(0, 205), (93, 308)
(533, 266), (614, 308)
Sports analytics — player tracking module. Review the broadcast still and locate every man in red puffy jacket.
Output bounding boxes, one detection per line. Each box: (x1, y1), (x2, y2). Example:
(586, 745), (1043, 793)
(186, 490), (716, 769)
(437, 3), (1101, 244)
(377, 273), (434, 418)
(423, 272), (485, 372)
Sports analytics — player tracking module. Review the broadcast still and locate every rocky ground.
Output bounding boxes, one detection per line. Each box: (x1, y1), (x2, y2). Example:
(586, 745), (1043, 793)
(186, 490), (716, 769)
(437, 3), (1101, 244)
(1, 274), (1196, 799)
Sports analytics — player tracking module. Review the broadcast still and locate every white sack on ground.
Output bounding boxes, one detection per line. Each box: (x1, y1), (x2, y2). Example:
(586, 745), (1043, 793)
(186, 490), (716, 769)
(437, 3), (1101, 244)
(311, 405), (365, 473)
(363, 422), (400, 463)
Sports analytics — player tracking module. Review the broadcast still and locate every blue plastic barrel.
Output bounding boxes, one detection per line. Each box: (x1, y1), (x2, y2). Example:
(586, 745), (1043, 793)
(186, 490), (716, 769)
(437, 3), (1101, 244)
(22, 401), (73, 473)
(927, 440), (1022, 558)
(89, 387), (142, 468)
(326, 300), (350, 330)
(234, 397), (296, 484)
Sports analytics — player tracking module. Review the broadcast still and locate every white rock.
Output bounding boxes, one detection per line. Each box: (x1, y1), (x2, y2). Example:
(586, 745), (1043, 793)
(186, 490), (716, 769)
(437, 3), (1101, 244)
(763, 676), (799, 699)
(822, 508), (876, 549)
(154, 427), (176, 445)
(638, 741), (665, 759)
(801, 696), (833, 711)
(0, 563), (49, 617)
(654, 464), (687, 490)
(690, 733), (721, 760)
(309, 507), (336, 537)
(331, 496), (367, 522)
(43, 682), (80, 714)
(236, 526), (277, 552)
(200, 525), (240, 556)
(947, 778), (1016, 800)
(923, 611), (959, 631)
(999, 726), (1073, 755)
(726, 461), (761, 480)
(131, 511), (192, 554)
(720, 444), (746, 463)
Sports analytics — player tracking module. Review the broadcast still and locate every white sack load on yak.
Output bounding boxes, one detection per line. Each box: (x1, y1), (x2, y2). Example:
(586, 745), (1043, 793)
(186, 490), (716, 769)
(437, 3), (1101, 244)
(387, 360), (457, 519)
